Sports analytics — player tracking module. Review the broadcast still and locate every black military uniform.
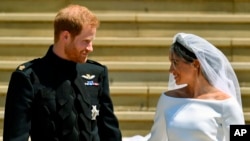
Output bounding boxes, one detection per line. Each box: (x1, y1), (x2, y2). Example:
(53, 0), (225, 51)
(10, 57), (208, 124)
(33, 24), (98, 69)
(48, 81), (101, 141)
(3, 46), (122, 141)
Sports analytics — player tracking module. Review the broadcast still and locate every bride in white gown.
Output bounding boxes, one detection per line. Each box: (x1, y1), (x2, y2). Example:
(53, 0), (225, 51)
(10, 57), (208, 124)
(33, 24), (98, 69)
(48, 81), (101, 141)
(123, 33), (245, 141)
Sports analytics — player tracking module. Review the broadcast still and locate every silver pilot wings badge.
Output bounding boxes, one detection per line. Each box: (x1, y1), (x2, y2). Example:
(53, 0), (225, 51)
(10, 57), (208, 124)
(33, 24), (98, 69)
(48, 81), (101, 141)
(81, 74), (95, 80)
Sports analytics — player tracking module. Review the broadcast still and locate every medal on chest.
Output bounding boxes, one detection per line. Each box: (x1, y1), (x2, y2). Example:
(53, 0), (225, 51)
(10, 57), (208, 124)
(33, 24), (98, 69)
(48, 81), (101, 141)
(91, 105), (99, 120)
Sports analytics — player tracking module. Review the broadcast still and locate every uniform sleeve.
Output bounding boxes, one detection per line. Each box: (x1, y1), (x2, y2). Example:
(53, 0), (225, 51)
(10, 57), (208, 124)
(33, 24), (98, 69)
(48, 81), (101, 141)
(3, 71), (34, 141)
(97, 66), (122, 141)
(222, 98), (245, 141)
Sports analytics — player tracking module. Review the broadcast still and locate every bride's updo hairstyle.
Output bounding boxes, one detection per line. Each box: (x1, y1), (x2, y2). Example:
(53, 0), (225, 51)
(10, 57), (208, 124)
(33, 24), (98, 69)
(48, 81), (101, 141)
(170, 41), (197, 63)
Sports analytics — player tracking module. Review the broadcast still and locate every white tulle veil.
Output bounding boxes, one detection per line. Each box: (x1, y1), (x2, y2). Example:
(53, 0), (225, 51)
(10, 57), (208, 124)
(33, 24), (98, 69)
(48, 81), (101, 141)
(168, 33), (242, 106)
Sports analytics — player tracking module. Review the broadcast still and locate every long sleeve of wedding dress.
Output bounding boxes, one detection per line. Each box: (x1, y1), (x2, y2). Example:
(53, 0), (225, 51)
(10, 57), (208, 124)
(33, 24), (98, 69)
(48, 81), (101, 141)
(122, 93), (244, 141)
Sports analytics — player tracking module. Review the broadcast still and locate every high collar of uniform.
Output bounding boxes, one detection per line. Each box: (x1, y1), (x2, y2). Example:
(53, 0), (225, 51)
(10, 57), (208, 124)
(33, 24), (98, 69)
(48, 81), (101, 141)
(43, 45), (77, 72)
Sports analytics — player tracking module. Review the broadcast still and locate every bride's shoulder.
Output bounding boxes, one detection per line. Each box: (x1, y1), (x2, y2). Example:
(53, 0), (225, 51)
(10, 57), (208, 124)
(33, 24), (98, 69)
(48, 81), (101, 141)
(197, 91), (231, 100)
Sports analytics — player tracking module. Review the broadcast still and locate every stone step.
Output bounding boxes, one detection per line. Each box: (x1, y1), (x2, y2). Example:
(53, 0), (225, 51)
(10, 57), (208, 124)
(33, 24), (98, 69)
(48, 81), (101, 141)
(0, 109), (250, 137)
(1, 13), (250, 38)
(0, 109), (154, 137)
(1, 83), (250, 111)
(2, 61), (250, 72)
(1, 36), (250, 47)
(1, 0), (250, 13)
(1, 61), (250, 86)
(0, 37), (249, 62)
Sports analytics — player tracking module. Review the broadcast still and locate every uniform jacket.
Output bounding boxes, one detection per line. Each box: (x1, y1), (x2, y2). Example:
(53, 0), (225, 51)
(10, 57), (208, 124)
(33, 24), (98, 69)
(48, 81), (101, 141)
(3, 46), (122, 141)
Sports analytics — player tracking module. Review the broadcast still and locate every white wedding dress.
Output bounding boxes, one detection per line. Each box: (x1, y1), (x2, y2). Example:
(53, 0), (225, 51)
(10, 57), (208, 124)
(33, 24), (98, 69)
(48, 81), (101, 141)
(123, 93), (245, 141)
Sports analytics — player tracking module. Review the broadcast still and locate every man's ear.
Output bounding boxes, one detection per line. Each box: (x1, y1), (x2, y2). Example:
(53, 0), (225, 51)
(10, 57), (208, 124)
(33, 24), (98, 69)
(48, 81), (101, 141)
(60, 31), (70, 41)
